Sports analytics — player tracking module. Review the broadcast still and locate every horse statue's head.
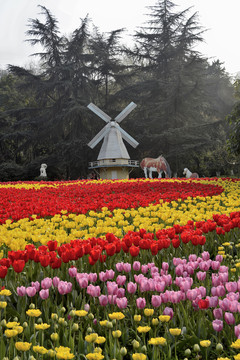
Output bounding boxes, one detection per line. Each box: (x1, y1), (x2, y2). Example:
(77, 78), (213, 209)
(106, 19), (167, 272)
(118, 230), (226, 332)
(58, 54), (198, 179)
(183, 168), (188, 175)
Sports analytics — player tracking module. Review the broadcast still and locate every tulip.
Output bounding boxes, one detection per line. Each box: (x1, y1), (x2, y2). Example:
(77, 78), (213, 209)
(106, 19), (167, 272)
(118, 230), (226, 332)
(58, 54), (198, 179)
(116, 297), (128, 309)
(136, 297), (146, 309)
(226, 281), (238, 293)
(39, 289), (49, 300)
(68, 267), (77, 277)
(116, 262), (124, 272)
(41, 278), (52, 290)
(197, 271), (206, 281)
(212, 319), (223, 332)
(99, 295), (108, 306)
(133, 261), (141, 271)
(52, 277), (60, 287)
(163, 307), (174, 319)
(151, 295), (161, 308)
(116, 288), (125, 298)
(17, 286), (26, 297)
(235, 324), (240, 339)
(31, 281), (40, 292)
(127, 282), (137, 294)
(26, 287), (37, 297)
(116, 275), (126, 286)
(123, 263), (131, 272)
(224, 312), (235, 325)
(106, 269), (115, 280)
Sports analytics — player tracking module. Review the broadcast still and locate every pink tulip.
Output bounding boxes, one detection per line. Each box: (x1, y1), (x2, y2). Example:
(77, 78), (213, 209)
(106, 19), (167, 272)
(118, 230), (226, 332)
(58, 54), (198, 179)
(224, 312), (235, 325)
(198, 286), (206, 298)
(213, 308), (223, 319)
(175, 265), (184, 276)
(219, 265), (228, 273)
(211, 261), (220, 270)
(53, 276), (60, 287)
(78, 277), (88, 288)
(201, 251), (210, 261)
(189, 254), (197, 262)
(216, 255), (223, 262)
(127, 282), (137, 294)
(41, 277), (52, 289)
(199, 261), (210, 271)
(155, 281), (165, 292)
(106, 269), (115, 280)
(162, 262), (169, 272)
(99, 295), (108, 306)
(212, 319), (223, 332)
(235, 324), (240, 339)
(229, 300), (238, 313)
(84, 304), (90, 312)
(116, 262), (124, 272)
(186, 265), (194, 275)
(87, 285), (100, 297)
(141, 265), (148, 274)
(216, 285), (225, 297)
(68, 267), (77, 277)
(58, 281), (70, 295)
(123, 263), (131, 272)
(17, 286), (26, 296)
(151, 295), (161, 308)
(116, 297), (128, 309)
(133, 261), (141, 271)
(116, 275), (126, 286)
(197, 271), (206, 281)
(206, 296), (218, 308)
(88, 273), (98, 282)
(139, 279), (150, 292)
(31, 281), (40, 291)
(186, 289), (198, 301)
(163, 307), (174, 319)
(99, 272), (108, 282)
(26, 286), (37, 297)
(108, 295), (117, 304)
(136, 297), (146, 309)
(116, 288), (125, 298)
(39, 289), (49, 300)
(226, 282), (238, 293)
(107, 282), (118, 295)
(227, 292), (239, 301)
(219, 298), (230, 311)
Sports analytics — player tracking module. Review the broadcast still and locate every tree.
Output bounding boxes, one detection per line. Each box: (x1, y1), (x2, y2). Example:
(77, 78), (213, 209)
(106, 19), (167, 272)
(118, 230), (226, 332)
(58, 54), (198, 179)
(227, 79), (240, 155)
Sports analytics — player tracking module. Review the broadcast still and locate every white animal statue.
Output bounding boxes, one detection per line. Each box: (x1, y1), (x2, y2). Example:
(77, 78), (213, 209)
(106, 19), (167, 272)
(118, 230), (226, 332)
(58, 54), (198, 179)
(183, 167), (199, 178)
(140, 155), (171, 178)
(40, 163), (47, 177)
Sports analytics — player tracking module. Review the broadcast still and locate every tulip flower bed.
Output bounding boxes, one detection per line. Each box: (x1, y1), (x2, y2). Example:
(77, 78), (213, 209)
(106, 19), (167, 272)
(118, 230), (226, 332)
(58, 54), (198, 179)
(1, 178), (240, 360)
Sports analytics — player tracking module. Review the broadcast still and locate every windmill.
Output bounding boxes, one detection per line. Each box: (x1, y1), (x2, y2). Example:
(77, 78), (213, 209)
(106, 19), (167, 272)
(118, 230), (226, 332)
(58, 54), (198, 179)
(87, 102), (139, 179)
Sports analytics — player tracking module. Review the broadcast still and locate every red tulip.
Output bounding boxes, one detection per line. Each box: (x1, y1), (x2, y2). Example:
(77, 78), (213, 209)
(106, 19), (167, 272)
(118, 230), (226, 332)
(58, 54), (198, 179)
(0, 266), (8, 279)
(12, 260), (25, 273)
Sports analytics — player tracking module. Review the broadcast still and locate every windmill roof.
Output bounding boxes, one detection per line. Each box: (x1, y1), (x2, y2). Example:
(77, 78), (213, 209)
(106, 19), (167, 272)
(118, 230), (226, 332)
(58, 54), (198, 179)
(97, 125), (130, 160)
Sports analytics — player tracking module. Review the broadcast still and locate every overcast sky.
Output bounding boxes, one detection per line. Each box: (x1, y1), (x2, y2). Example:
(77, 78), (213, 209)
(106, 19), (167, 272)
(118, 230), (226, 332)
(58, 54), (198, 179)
(0, 0), (240, 76)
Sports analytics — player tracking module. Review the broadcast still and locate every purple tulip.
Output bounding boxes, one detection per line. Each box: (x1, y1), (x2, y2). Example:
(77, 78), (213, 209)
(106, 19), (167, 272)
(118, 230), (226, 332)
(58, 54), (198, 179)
(84, 304), (90, 312)
(17, 286), (26, 296)
(212, 319), (223, 332)
(39, 289), (49, 300)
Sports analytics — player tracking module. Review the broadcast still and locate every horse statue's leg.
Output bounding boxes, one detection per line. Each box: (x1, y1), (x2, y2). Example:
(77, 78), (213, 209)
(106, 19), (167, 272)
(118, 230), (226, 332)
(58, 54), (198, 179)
(158, 171), (162, 178)
(144, 167), (148, 178)
(149, 168), (153, 178)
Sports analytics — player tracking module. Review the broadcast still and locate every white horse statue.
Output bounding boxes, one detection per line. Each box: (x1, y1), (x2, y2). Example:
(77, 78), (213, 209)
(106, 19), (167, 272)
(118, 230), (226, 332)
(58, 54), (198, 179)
(40, 163), (47, 178)
(183, 168), (199, 178)
(140, 155), (171, 178)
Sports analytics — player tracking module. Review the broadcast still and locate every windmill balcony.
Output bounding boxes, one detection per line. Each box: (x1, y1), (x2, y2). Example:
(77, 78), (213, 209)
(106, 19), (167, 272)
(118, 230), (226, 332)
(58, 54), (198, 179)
(88, 159), (139, 169)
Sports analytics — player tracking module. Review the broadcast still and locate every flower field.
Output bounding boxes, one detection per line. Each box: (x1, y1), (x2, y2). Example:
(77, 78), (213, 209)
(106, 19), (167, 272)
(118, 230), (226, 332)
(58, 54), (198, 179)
(1, 177), (240, 360)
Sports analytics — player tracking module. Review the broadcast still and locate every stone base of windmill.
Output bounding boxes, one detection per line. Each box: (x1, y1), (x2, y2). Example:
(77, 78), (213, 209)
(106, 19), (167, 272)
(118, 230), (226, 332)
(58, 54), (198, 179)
(100, 167), (129, 180)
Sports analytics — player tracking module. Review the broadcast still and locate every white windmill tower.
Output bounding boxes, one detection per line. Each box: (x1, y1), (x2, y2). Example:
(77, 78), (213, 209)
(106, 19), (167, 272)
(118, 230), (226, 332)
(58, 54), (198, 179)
(87, 102), (139, 179)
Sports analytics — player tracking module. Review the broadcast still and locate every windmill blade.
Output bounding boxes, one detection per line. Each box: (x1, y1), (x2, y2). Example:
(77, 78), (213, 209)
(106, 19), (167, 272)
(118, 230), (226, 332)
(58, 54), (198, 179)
(88, 124), (110, 149)
(114, 102), (137, 123)
(117, 125), (139, 148)
(87, 103), (111, 123)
